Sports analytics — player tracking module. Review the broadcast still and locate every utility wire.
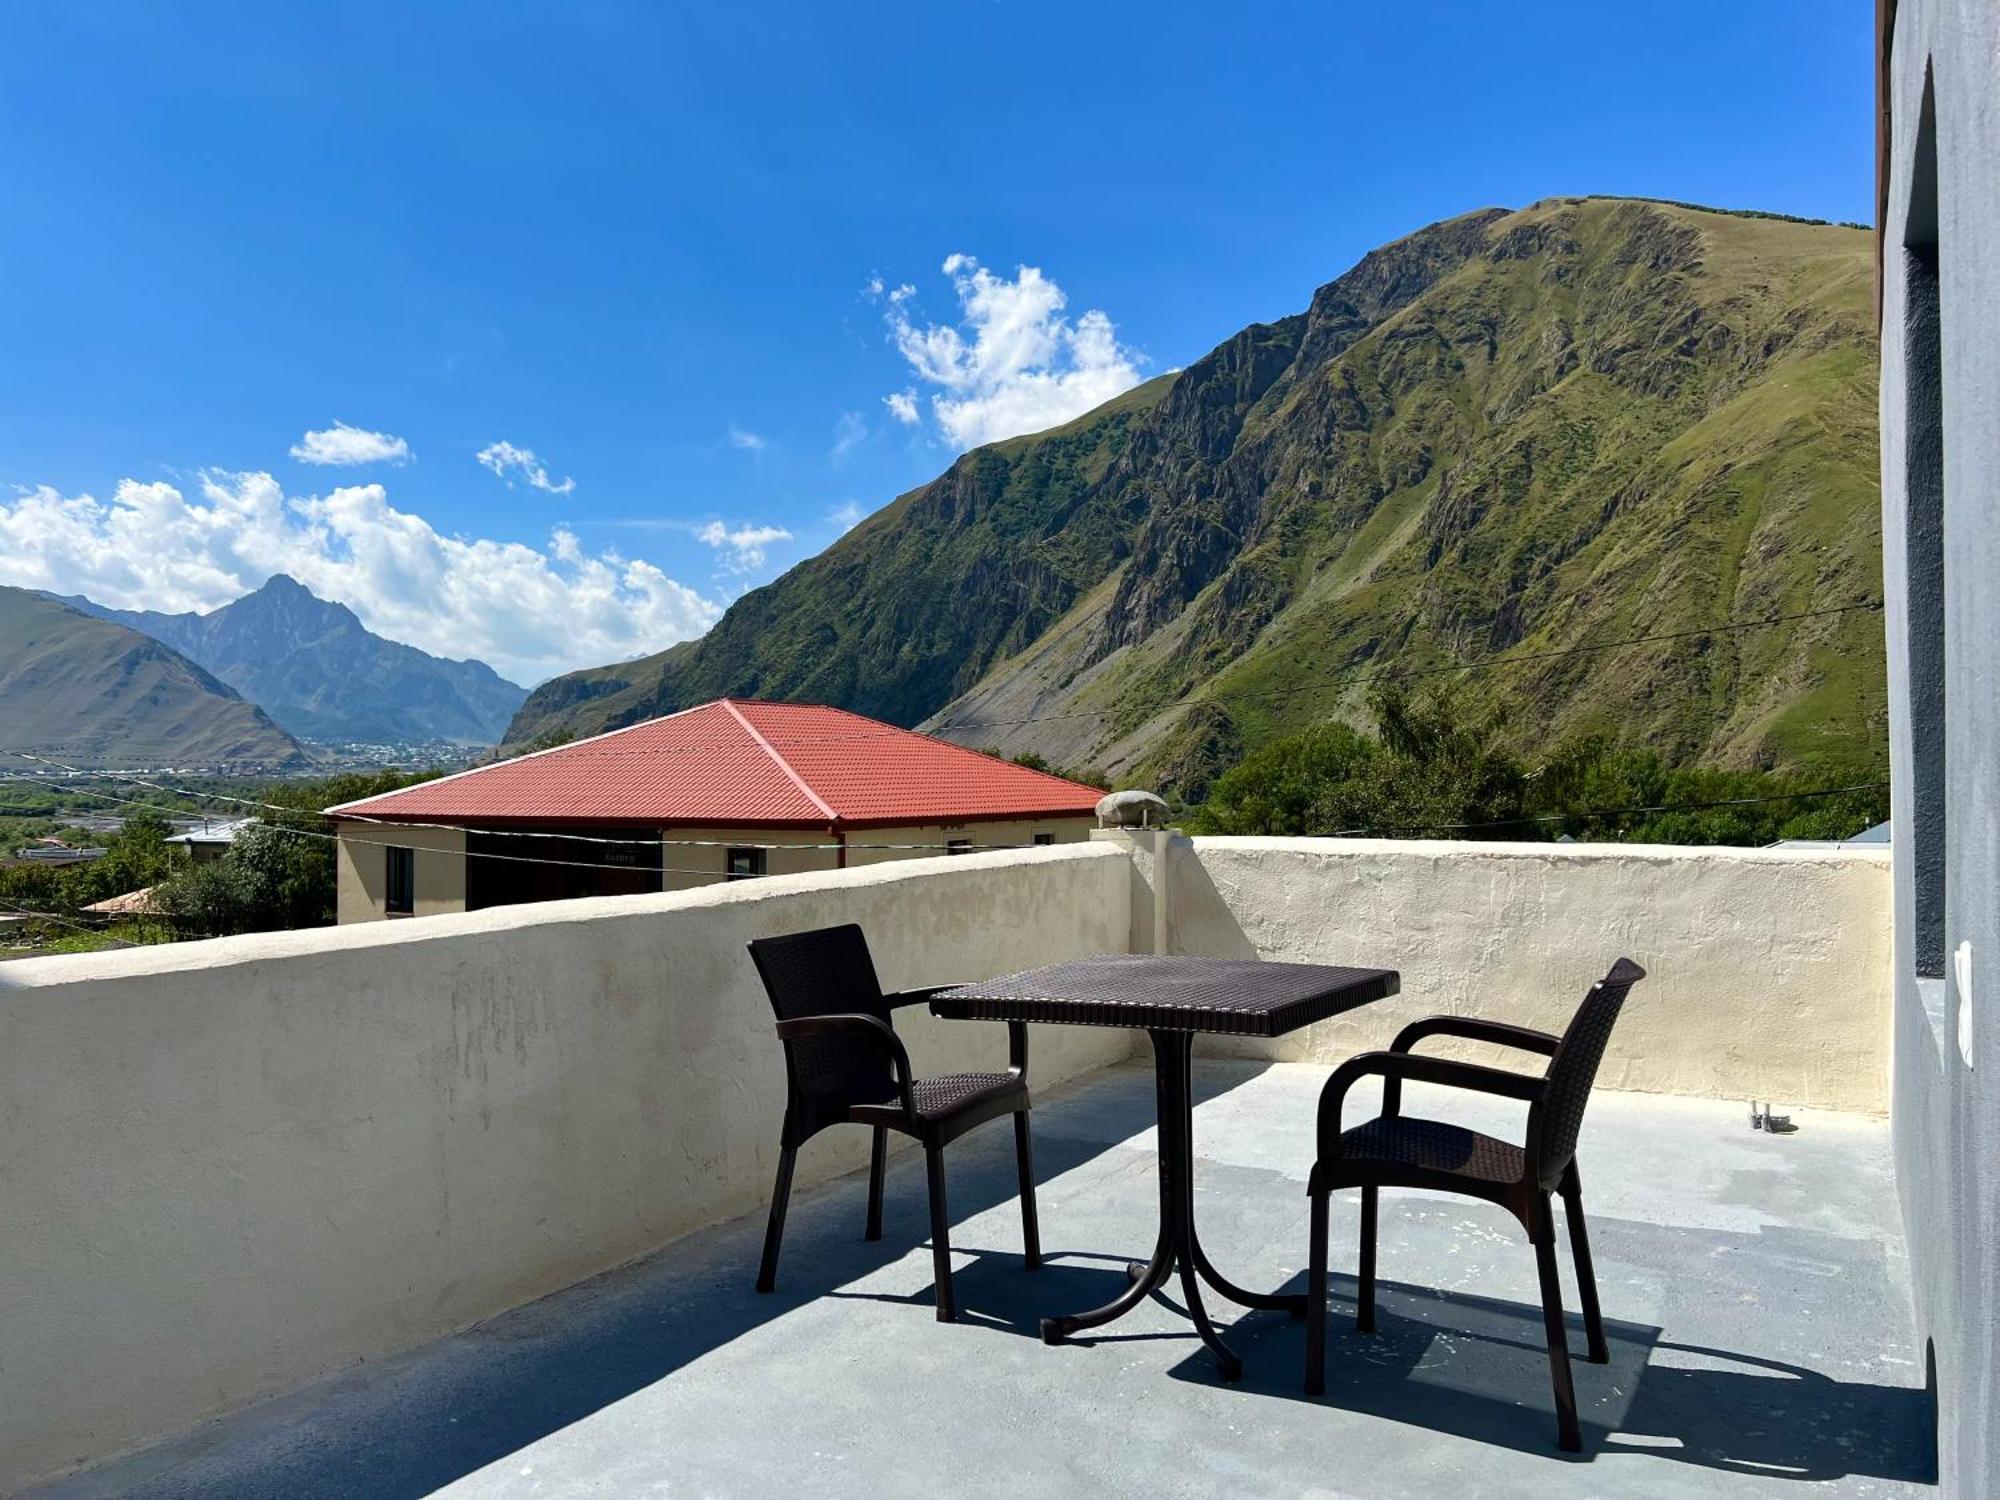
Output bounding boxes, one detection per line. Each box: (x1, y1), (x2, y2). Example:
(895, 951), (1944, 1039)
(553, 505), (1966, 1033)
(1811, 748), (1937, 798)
(7, 769), (1891, 881)
(0, 898), (143, 947)
(2, 752), (1054, 854)
(0, 773), (746, 881)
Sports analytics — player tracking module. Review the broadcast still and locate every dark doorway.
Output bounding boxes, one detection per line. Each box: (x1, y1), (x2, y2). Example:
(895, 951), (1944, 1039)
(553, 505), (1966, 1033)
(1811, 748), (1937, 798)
(466, 827), (664, 911)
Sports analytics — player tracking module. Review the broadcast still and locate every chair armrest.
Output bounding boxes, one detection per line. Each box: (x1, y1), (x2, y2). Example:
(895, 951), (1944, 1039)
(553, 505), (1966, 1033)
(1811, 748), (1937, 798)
(1390, 1014), (1561, 1058)
(1384, 1017), (1558, 1115)
(894, 985), (1029, 1078)
(774, 1013), (917, 1121)
(883, 983), (965, 1009)
(1318, 1050), (1545, 1161)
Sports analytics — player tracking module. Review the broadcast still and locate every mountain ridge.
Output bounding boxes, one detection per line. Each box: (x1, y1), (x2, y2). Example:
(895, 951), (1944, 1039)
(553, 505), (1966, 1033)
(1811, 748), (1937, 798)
(505, 197), (1884, 795)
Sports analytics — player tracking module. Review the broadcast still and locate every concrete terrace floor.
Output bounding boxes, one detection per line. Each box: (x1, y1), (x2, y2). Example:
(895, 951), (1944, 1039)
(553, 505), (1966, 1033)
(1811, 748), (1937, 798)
(36, 1061), (1935, 1500)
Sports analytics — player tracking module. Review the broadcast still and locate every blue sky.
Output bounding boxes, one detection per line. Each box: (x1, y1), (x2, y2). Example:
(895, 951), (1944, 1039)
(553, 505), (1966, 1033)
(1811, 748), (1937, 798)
(0, 1), (1873, 685)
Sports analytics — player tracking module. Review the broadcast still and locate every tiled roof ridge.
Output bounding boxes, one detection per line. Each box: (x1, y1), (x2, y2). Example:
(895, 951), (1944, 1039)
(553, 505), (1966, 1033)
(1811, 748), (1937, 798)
(720, 698), (838, 822)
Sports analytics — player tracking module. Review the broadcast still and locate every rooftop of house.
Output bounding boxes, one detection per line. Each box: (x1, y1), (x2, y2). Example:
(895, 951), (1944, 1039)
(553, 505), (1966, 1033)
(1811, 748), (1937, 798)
(78, 886), (160, 916)
(165, 818), (255, 846)
(326, 698), (1105, 830)
(28, 1060), (1934, 1500)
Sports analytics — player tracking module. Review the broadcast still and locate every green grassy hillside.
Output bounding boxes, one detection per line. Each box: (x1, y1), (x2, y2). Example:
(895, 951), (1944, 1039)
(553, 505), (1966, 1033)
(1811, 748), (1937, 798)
(508, 199), (1883, 796)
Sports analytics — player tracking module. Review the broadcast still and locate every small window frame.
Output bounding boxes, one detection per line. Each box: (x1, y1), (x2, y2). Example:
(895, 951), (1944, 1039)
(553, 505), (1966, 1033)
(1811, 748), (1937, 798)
(726, 847), (767, 881)
(385, 845), (415, 917)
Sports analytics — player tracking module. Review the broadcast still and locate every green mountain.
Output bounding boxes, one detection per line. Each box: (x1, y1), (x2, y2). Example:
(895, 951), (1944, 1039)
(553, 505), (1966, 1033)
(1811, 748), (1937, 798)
(506, 198), (1884, 796)
(0, 587), (307, 770)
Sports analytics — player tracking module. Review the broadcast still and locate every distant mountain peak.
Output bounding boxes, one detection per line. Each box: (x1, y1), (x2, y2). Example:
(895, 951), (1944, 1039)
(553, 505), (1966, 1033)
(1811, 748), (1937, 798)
(51, 580), (526, 746)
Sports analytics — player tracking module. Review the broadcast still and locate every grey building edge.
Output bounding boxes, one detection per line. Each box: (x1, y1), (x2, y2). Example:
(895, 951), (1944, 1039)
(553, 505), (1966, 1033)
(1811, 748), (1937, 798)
(1877, 1), (1998, 1494)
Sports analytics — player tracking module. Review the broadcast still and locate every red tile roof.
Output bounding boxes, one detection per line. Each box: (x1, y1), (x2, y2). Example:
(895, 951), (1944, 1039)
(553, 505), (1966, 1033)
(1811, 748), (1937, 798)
(326, 699), (1104, 830)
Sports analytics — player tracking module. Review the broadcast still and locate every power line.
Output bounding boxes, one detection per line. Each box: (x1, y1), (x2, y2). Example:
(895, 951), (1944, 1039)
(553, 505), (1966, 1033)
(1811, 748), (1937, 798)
(0, 773), (742, 880)
(0, 898), (144, 947)
(2, 771), (1058, 878)
(7, 763), (1888, 858)
(2, 752), (1059, 854)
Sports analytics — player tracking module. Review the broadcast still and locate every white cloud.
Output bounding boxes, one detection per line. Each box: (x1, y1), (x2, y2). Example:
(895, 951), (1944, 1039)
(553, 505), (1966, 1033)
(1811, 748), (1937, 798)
(827, 501), (865, 533)
(476, 439), (575, 495)
(879, 255), (1145, 450)
(289, 421), (411, 467)
(830, 411), (867, 462)
(0, 475), (718, 685)
(695, 520), (794, 574)
(728, 426), (768, 452)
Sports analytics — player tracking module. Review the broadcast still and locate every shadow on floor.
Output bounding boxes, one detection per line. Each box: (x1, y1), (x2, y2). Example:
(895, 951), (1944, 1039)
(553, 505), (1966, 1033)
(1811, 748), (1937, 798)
(1173, 1273), (1938, 1486)
(38, 1063), (1261, 1500)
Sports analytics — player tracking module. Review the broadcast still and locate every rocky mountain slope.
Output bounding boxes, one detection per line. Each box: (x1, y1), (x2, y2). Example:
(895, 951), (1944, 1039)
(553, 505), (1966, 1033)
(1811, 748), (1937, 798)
(0, 587), (306, 769)
(58, 575), (527, 746)
(507, 199), (1883, 795)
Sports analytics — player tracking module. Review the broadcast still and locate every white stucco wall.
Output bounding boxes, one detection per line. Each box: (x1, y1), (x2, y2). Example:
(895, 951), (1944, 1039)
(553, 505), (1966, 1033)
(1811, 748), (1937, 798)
(0, 844), (1135, 1493)
(0, 830), (1906, 1489)
(1169, 837), (1893, 1113)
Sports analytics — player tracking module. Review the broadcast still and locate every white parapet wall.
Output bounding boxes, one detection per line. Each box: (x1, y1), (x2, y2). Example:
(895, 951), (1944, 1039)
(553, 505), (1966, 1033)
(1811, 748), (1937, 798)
(1168, 837), (1894, 1114)
(0, 844), (1136, 1493)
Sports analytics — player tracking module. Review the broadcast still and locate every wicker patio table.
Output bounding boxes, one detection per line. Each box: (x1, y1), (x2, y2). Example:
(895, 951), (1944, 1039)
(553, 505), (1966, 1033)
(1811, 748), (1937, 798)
(933, 953), (1400, 1379)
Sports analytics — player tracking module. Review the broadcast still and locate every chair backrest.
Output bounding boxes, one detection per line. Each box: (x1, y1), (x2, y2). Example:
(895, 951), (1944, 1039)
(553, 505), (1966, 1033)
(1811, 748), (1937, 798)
(747, 924), (897, 1120)
(1528, 958), (1647, 1190)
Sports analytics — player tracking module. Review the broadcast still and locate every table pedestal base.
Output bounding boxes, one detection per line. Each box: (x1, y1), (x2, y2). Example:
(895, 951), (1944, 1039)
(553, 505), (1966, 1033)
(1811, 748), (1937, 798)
(1038, 1030), (1305, 1380)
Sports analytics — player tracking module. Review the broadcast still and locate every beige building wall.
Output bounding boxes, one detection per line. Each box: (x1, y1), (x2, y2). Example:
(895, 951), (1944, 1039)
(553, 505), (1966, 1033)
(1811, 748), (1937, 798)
(842, 816), (1093, 869)
(658, 826), (840, 892)
(335, 817), (1096, 915)
(660, 816), (1095, 889)
(334, 823), (467, 922)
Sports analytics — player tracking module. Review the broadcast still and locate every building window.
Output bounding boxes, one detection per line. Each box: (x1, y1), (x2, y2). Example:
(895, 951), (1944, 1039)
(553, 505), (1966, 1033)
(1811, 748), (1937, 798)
(385, 846), (414, 916)
(726, 847), (767, 881)
(1903, 66), (1947, 981)
(1032, 832), (1055, 846)
(946, 838), (973, 856)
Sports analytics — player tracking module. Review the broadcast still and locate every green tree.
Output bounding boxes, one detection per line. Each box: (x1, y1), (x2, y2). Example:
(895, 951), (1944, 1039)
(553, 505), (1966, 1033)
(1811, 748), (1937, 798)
(1189, 686), (1887, 846)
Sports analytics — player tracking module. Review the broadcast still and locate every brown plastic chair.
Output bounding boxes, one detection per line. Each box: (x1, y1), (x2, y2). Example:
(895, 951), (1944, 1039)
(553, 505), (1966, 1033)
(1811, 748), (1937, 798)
(1304, 958), (1647, 1451)
(748, 923), (1040, 1322)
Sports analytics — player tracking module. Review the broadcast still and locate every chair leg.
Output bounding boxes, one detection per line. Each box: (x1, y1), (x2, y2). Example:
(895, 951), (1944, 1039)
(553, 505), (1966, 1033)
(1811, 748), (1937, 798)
(1356, 1184), (1378, 1333)
(1305, 1187), (1329, 1395)
(865, 1125), (887, 1242)
(926, 1145), (957, 1323)
(1534, 1221), (1583, 1453)
(1561, 1171), (1609, 1364)
(755, 1142), (797, 1294)
(1014, 1110), (1042, 1271)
